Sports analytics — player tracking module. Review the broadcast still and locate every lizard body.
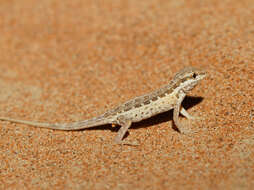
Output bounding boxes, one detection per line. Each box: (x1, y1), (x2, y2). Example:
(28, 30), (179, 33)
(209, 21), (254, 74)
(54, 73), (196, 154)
(0, 67), (206, 144)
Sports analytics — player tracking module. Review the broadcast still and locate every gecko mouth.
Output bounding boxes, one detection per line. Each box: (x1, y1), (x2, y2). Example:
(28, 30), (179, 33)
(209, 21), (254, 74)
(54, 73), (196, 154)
(197, 72), (206, 81)
(198, 75), (206, 80)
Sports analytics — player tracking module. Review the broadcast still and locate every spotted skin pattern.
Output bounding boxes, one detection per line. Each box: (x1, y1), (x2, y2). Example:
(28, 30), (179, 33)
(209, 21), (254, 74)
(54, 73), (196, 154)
(0, 67), (206, 145)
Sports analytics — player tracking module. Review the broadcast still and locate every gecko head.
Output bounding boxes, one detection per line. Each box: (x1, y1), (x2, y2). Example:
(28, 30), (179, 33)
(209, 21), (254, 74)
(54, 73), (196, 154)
(173, 67), (206, 93)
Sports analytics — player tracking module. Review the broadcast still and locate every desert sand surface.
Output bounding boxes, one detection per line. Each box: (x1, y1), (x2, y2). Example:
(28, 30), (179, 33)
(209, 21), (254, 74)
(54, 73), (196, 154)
(0, 0), (253, 189)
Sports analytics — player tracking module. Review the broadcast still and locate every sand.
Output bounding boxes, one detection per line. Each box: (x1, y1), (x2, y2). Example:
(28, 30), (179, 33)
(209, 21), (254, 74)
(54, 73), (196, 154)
(0, 0), (253, 189)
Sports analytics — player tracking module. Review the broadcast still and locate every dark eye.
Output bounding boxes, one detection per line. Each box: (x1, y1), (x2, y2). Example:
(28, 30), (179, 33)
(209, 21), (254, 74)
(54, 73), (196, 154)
(193, 73), (197, 78)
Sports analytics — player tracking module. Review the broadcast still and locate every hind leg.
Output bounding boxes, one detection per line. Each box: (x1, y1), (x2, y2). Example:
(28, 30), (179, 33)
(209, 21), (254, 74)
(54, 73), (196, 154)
(114, 118), (138, 145)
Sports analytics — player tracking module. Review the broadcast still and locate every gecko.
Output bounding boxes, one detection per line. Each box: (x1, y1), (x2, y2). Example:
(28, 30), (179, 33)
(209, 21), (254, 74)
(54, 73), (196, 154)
(0, 67), (206, 145)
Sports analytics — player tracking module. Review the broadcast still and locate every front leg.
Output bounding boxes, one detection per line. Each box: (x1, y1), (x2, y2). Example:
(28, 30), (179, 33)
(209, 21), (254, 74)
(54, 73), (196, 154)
(180, 107), (196, 120)
(173, 91), (187, 133)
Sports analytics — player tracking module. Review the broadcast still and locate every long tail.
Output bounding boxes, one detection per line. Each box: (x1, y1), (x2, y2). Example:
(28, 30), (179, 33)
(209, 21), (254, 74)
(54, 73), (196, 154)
(0, 115), (111, 130)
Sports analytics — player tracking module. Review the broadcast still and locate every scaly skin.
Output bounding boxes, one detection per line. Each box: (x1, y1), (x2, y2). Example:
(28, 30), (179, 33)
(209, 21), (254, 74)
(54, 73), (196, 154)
(0, 67), (206, 145)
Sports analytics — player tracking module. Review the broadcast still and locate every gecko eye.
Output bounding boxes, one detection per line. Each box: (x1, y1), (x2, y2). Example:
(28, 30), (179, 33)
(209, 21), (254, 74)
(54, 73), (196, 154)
(193, 73), (197, 79)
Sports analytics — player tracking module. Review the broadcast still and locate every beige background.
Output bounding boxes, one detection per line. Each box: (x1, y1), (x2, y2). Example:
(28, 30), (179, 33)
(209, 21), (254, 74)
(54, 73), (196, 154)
(0, 0), (253, 189)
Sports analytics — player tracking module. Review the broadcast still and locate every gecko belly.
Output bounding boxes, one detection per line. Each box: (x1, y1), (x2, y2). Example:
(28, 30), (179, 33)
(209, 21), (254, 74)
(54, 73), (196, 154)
(121, 96), (175, 122)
